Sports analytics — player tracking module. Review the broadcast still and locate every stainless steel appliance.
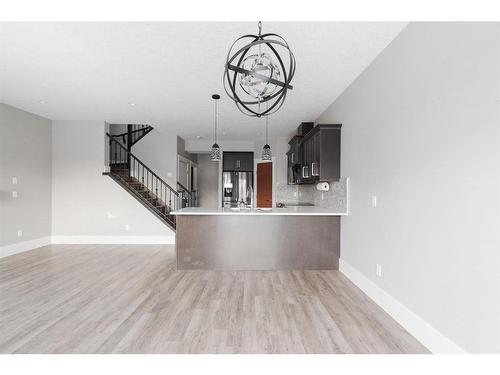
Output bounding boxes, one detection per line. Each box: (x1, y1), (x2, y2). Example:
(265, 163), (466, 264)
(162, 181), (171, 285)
(223, 171), (254, 207)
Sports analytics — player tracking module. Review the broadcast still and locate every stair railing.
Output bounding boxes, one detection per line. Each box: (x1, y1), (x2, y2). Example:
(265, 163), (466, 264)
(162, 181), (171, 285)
(177, 182), (196, 208)
(110, 124), (153, 148)
(107, 133), (181, 219)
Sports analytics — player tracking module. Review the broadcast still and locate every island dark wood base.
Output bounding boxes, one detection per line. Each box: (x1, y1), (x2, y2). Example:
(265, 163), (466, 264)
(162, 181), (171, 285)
(175, 215), (340, 270)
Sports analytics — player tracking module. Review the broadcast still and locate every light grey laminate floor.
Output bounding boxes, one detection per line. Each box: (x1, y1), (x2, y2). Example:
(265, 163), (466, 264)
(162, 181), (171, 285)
(0, 244), (429, 354)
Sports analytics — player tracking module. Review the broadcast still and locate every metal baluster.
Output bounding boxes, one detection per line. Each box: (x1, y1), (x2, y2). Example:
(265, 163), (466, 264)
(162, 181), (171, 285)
(155, 179), (158, 212)
(113, 142), (117, 169)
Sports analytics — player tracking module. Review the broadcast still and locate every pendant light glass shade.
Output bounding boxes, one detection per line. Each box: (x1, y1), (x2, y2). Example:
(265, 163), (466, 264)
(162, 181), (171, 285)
(261, 112), (272, 160)
(210, 94), (221, 161)
(210, 143), (221, 161)
(262, 144), (271, 160)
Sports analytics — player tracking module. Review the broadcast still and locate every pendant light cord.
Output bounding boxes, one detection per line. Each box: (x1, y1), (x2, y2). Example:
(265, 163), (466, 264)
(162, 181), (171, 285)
(214, 98), (218, 144)
(265, 115), (269, 144)
(265, 101), (269, 144)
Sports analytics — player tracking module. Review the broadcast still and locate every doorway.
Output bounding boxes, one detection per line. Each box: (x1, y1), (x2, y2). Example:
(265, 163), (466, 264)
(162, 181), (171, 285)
(257, 162), (273, 208)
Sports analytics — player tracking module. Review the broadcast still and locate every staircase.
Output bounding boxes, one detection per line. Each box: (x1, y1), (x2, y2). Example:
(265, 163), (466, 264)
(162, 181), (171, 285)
(103, 126), (191, 231)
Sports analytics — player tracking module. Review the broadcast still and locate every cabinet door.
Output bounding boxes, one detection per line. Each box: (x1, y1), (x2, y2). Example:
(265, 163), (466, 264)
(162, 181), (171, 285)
(311, 133), (321, 177)
(286, 152), (292, 184)
(223, 153), (238, 171)
(301, 139), (311, 179)
(223, 152), (254, 171)
(319, 127), (341, 180)
(239, 153), (254, 171)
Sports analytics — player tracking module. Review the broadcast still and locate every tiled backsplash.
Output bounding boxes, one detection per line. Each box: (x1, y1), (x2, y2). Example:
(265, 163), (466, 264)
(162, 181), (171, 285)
(275, 177), (348, 213)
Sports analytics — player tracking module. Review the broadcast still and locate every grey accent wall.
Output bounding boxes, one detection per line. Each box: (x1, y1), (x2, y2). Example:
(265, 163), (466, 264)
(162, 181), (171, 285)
(317, 23), (500, 353)
(52, 121), (174, 238)
(0, 103), (52, 247)
(132, 129), (178, 188)
(196, 153), (219, 208)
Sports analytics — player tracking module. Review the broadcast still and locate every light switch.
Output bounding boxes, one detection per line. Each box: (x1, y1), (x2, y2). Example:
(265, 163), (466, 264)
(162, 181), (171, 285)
(17, 229), (23, 237)
(12, 191), (18, 198)
(125, 224), (130, 231)
(371, 196), (377, 207)
(12, 177), (18, 185)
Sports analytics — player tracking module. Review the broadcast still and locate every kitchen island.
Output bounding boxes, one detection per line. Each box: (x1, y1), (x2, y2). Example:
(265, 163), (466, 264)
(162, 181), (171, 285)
(172, 207), (347, 270)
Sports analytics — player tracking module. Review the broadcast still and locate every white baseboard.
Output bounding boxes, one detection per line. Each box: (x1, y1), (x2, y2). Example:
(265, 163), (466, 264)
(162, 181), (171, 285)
(339, 259), (466, 354)
(51, 235), (175, 245)
(0, 236), (52, 258)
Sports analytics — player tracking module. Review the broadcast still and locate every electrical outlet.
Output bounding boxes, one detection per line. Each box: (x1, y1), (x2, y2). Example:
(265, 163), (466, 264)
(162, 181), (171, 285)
(125, 224), (130, 231)
(371, 195), (377, 207)
(321, 192), (325, 200)
(376, 263), (383, 277)
(12, 177), (18, 185)
(17, 229), (23, 237)
(293, 191), (298, 197)
(12, 191), (18, 198)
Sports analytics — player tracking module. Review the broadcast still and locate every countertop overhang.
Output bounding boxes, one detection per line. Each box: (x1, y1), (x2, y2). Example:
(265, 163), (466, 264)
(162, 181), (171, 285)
(172, 207), (347, 216)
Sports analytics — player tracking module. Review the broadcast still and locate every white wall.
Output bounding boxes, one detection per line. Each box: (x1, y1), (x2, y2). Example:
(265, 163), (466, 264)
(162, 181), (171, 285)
(52, 121), (174, 241)
(317, 23), (500, 353)
(132, 128), (178, 188)
(196, 153), (219, 208)
(0, 104), (52, 253)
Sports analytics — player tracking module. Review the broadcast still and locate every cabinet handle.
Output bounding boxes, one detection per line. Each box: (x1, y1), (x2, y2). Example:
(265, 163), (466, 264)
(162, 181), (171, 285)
(311, 162), (319, 176)
(291, 153), (295, 163)
(302, 166), (310, 178)
(236, 160), (240, 168)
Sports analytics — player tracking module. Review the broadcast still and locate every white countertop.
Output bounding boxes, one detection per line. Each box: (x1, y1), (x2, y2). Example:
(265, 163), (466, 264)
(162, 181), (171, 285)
(172, 206), (347, 216)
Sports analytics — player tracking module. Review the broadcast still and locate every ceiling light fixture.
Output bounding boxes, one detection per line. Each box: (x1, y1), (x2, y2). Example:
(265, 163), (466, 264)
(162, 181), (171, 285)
(210, 94), (221, 162)
(224, 21), (296, 118)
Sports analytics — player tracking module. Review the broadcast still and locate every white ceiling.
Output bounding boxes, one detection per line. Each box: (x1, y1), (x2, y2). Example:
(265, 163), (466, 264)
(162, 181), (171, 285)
(0, 22), (406, 141)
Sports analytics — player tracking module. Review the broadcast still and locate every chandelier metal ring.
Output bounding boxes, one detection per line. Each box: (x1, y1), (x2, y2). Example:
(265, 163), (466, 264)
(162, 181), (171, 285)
(223, 23), (296, 117)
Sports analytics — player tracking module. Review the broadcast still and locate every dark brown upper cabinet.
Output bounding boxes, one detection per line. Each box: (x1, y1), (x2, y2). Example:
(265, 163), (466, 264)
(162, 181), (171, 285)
(223, 152), (254, 172)
(287, 124), (341, 184)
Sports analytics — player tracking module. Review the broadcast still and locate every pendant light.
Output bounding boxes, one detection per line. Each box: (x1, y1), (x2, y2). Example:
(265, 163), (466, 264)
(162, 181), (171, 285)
(261, 107), (272, 160)
(210, 94), (221, 161)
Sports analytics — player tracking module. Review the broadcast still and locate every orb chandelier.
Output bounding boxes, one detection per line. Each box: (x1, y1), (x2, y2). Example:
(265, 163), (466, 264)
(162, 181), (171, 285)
(210, 94), (221, 161)
(223, 21), (296, 117)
